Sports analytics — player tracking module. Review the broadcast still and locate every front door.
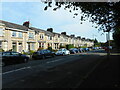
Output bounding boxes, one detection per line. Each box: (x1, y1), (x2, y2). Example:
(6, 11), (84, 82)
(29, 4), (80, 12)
(12, 42), (17, 52)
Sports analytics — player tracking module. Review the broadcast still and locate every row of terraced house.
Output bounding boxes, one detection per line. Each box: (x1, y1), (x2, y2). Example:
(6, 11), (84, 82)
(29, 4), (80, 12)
(0, 20), (94, 53)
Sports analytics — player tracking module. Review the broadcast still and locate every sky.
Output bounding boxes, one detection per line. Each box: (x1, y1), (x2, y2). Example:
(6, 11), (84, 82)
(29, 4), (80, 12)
(0, 1), (113, 42)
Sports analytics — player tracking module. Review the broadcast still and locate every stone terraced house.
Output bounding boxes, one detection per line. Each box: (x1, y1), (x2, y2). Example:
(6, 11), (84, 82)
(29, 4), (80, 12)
(0, 20), (94, 52)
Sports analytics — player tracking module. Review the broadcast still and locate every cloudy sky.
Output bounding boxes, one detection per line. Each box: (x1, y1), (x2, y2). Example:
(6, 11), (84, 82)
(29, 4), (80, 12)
(0, 0), (113, 42)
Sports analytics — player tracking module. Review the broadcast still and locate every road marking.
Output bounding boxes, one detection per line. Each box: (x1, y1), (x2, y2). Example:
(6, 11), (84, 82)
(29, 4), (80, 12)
(2, 66), (31, 75)
(46, 59), (63, 64)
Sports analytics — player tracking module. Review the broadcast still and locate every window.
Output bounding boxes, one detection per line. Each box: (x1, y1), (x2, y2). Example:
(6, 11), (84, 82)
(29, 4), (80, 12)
(47, 50), (51, 53)
(2, 52), (11, 56)
(50, 36), (52, 40)
(40, 34), (44, 39)
(42, 43), (44, 48)
(43, 50), (48, 54)
(12, 52), (19, 55)
(48, 36), (52, 40)
(0, 28), (5, 36)
(39, 43), (44, 48)
(0, 42), (2, 49)
(18, 32), (23, 38)
(12, 31), (17, 37)
(31, 43), (35, 50)
(29, 32), (34, 39)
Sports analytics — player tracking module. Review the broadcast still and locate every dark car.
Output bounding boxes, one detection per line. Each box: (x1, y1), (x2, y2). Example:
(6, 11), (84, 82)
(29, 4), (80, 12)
(69, 49), (76, 54)
(69, 48), (79, 54)
(32, 49), (55, 60)
(79, 48), (84, 53)
(1, 51), (29, 66)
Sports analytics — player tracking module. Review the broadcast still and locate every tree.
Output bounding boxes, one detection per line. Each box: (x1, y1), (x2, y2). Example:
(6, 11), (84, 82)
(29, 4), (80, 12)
(43, 1), (119, 32)
(113, 27), (120, 48)
(94, 38), (98, 44)
(43, 1), (120, 46)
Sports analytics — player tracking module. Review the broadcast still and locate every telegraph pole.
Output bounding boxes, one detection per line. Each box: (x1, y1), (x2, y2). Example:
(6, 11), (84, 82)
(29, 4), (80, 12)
(92, 34), (97, 47)
(106, 31), (110, 60)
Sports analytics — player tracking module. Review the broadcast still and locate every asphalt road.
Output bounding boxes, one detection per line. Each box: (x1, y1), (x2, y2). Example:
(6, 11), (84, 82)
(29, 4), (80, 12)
(2, 49), (107, 88)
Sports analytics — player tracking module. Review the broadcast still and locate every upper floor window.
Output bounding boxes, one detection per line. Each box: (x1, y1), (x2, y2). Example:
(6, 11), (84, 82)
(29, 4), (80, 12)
(0, 28), (5, 36)
(29, 32), (34, 39)
(18, 32), (23, 38)
(12, 31), (17, 37)
(40, 34), (44, 39)
(48, 36), (52, 40)
(0, 41), (2, 49)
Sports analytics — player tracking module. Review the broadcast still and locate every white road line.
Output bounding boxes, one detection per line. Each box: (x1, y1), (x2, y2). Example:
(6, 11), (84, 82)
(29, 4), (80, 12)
(2, 66), (31, 75)
(46, 59), (63, 64)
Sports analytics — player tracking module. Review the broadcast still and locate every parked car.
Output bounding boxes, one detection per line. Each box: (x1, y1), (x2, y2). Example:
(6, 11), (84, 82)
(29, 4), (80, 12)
(69, 49), (76, 54)
(55, 48), (70, 55)
(32, 49), (55, 59)
(1, 51), (29, 66)
(69, 48), (79, 54)
(78, 48), (84, 53)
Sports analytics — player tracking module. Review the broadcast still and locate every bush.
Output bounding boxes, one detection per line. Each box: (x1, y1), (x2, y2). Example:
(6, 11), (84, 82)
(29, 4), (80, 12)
(37, 47), (44, 51)
(0, 48), (4, 52)
(48, 47), (52, 51)
(66, 44), (74, 50)
(80, 46), (87, 48)
(59, 45), (66, 49)
(28, 50), (35, 55)
(52, 49), (58, 52)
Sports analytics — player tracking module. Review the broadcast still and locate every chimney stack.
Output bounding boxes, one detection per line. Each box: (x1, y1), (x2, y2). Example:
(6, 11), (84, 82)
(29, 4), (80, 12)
(61, 32), (66, 35)
(23, 21), (30, 27)
(77, 36), (81, 39)
(70, 34), (75, 37)
(47, 28), (53, 32)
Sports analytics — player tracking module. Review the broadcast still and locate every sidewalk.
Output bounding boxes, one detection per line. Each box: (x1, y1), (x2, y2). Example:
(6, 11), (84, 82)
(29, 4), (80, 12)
(79, 50), (120, 88)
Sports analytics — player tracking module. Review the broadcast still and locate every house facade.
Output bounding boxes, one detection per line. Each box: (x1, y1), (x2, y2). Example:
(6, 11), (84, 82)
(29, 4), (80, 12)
(0, 20), (94, 52)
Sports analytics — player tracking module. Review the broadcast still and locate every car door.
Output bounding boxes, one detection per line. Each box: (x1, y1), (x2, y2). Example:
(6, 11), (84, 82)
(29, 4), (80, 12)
(42, 50), (47, 57)
(44, 50), (49, 57)
(2, 52), (13, 64)
(47, 50), (52, 57)
(11, 52), (22, 63)
(63, 49), (66, 54)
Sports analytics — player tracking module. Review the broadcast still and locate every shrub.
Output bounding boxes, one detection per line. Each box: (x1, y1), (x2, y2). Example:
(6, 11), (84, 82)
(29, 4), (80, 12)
(28, 50), (35, 55)
(59, 45), (66, 49)
(48, 47), (52, 51)
(80, 46), (87, 48)
(0, 48), (4, 52)
(37, 47), (44, 51)
(66, 44), (74, 50)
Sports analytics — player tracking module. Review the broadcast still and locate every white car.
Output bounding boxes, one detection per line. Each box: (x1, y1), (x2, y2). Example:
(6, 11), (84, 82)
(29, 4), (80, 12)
(55, 48), (70, 55)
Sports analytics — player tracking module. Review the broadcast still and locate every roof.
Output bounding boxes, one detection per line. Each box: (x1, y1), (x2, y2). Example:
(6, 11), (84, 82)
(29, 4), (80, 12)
(30, 27), (44, 33)
(0, 20), (28, 31)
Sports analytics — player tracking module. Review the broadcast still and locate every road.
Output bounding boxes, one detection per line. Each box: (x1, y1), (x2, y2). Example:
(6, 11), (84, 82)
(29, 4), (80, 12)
(2, 50), (107, 88)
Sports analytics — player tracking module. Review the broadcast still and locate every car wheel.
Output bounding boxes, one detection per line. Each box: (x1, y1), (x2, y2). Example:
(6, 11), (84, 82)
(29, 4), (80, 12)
(23, 58), (28, 63)
(62, 53), (65, 56)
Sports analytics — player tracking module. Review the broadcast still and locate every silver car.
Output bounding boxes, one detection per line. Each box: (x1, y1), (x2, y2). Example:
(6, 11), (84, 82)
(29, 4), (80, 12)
(55, 48), (70, 56)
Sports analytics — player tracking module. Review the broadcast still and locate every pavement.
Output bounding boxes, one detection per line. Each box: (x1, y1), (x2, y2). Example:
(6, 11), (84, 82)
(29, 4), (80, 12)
(78, 49), (120, 88)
